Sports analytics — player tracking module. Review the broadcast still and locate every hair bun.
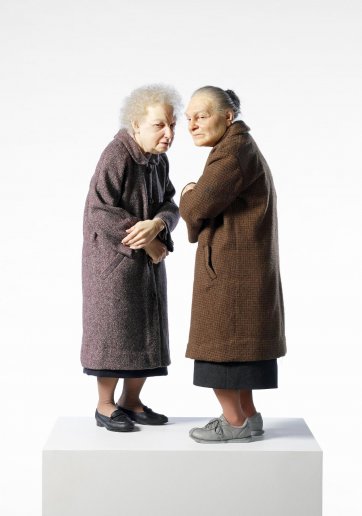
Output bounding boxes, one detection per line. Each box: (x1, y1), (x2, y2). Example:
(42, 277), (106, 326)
(225, 89), (240, 110)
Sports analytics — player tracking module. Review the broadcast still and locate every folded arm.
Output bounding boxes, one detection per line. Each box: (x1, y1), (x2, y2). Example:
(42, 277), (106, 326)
(179, 150), (243, 242)
(179, 140), (260, 242)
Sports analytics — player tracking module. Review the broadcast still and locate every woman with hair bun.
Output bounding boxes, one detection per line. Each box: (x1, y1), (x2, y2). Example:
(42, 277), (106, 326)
(81, 84), (181, 432)
(180, 85), (286, 443)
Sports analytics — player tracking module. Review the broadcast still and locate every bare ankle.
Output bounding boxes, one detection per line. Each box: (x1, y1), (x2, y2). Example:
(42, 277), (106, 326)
(117, 398), (144, 412)
(97, 401), (116, 417)
(223, 414), (246, 427)
(244, 409), (257, 418)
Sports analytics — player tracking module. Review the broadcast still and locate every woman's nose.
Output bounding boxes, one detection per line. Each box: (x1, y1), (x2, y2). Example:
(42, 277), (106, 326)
(164, 126), (173, 139)
(188, 119), (197, 132)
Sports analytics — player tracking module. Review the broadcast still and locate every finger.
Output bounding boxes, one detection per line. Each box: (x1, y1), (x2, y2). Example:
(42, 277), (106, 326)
(127, 236), (147, 247)
(129, 243), (146, 249)
(122, 229), (141, 244)
(125, 228), (149, 243)
(122, 233), (134, 244)
(126, 223), (140, 233)
(128, 234), (147, 244)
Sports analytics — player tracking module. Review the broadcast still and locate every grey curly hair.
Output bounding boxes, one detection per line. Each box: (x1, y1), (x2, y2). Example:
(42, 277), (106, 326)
(120, 84), (183, 132)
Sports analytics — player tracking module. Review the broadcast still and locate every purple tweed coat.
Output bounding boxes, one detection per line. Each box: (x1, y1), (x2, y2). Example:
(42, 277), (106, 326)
(81, 129), (179, 370)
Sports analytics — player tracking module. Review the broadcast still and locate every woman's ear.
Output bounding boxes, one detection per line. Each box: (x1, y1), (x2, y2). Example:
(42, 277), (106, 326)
(226, 110), (234, 126)
(131, 120), (139, 134)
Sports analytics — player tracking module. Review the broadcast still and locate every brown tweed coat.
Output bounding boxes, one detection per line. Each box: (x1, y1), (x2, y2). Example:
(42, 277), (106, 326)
(81, 129), (179, 370)
(179, 121), (286, 362)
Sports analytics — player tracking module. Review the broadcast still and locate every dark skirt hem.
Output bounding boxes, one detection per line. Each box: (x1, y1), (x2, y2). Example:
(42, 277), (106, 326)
(193, 359), (278, 390)
(83, 366), (168, 378)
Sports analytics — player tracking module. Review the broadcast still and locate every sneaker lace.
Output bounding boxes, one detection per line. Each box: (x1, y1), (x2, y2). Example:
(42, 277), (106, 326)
(204, 418), (224, 435)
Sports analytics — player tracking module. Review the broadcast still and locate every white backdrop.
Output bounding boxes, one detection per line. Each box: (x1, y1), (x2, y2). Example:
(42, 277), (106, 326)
(1, 0), (361, 514)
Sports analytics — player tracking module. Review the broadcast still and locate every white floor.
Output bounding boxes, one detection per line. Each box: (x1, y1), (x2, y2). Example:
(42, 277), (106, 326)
(43, 416), (321, 452)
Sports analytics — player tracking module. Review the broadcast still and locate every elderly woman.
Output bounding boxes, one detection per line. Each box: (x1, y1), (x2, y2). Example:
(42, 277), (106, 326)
(81, 84), (181, 432)
(180, 86), (286, 443)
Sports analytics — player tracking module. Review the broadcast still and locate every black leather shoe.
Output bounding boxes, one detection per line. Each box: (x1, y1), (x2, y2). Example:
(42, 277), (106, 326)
(117, 404), (168, 425)
(95, 408), (135, 432)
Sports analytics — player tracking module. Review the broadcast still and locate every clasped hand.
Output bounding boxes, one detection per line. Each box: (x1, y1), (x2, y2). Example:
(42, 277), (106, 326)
(144, 238), (168, 264)
(122, 219), (168, 264)
(122, 219), (164, 249)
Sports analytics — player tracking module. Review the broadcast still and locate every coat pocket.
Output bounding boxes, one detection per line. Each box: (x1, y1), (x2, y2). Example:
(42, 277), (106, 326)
(100, 253), (126, 280)
(204, 245), (217, 280)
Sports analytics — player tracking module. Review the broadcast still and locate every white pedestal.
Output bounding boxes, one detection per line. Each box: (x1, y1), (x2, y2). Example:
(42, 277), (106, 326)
(42, 417), (322, 516)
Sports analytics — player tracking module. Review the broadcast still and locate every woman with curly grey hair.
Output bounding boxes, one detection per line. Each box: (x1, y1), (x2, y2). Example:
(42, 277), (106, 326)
(180, 86), (286, 443)
(81, 84), (181, 432)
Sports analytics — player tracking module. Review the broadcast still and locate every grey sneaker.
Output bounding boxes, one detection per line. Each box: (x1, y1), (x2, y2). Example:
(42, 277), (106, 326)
(247, 412), (264, 436)
(189, 415), (252, 443)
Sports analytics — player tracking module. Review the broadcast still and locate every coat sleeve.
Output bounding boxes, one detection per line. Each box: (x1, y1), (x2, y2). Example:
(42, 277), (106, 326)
(153, 156), (180, 252)
(179, 139), (261, 243)
(86, 151), (140, 258)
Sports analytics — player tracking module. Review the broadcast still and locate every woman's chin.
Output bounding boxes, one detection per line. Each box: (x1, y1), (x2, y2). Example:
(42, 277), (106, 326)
(156, 143), (170, 153)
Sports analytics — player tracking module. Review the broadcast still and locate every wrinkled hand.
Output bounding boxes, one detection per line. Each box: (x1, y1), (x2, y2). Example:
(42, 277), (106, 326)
(144, 239), (168, 264)
(122, 219), (164, 249)
(181, 182), (196, 196)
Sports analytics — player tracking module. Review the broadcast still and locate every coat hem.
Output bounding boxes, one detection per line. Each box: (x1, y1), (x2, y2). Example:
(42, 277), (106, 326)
(185, 337), (286, 362)
(81, 361), (171, 371)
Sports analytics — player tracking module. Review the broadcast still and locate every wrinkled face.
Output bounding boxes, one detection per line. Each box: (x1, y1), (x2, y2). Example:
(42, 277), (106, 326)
(132, 104), (176, 154)
(185, 94), (233, 147)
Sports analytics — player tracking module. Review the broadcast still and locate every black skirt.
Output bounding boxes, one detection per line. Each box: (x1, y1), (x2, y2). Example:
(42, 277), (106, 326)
(83, 367), (168, 378)
(193, 359), (277, 389)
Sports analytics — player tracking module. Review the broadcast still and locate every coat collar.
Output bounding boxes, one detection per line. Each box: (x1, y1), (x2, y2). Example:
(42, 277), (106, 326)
(114, 128), (160, 165)
(221, 120), (250, 141)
